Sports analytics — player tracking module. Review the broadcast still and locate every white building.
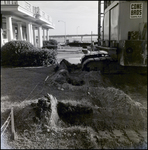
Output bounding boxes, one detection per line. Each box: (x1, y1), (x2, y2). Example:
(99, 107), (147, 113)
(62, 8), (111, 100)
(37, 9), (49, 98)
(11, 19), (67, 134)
(1, 1), (55, 47)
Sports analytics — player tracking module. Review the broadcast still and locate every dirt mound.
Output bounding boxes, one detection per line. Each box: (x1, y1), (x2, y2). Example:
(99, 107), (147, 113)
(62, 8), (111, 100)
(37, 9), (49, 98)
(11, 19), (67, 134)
(92, 87), (147, 130)
(10, 90), (146, 132)
(13, 95), (52, 133)
(1, 92), (147, 149)
(54, 59), (81, 73)
(1, 60), (147, 149)
(46, 60), (147, 131)
(49, 60), (85, 86)
(58, 84), (147, 130)
(80, 71), (113, 87)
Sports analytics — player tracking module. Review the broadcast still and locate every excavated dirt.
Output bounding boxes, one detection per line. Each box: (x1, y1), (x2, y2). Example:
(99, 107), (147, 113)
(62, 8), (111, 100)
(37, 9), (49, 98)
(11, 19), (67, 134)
(1, 59), (147, 149)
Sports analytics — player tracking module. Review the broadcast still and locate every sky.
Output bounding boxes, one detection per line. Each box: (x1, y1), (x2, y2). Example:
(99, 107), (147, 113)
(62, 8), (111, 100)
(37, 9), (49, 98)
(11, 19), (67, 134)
(29, 1), (99, 36)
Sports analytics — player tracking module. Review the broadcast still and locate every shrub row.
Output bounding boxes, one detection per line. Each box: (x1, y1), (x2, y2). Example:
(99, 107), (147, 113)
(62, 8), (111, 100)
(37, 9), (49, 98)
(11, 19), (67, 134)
(42, 39), (58, 49)
(1, 40), (57, 67)
(67, 42), (91, 48)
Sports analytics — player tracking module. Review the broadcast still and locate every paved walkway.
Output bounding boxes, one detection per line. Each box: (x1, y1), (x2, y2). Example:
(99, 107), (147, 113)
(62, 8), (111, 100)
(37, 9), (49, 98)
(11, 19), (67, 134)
(57, 47), (84, 64)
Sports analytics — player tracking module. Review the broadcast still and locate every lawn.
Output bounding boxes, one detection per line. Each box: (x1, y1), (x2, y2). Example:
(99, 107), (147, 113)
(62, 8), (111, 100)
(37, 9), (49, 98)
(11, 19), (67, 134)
(1, 66), (55, 111)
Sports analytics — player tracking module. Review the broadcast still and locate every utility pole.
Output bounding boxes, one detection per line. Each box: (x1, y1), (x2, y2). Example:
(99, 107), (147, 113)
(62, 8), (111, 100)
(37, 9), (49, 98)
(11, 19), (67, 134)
(91, 31), (93, 43)
(98, 1), (101, 45)
(77, 26), (79, 37)
(58, 20), (66, 44)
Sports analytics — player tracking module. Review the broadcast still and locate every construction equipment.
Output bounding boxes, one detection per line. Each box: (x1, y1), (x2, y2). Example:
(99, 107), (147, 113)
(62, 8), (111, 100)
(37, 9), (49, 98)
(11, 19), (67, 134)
(81, 1), (147, 74)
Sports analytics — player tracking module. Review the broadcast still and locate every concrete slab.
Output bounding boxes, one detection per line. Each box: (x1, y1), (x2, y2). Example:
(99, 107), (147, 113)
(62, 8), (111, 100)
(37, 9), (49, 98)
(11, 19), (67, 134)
(57, 48), (84, 64)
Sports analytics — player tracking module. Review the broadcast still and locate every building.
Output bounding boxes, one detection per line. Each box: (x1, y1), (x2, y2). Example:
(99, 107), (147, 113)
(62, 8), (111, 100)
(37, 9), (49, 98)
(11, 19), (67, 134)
(1, 1), (55, 47)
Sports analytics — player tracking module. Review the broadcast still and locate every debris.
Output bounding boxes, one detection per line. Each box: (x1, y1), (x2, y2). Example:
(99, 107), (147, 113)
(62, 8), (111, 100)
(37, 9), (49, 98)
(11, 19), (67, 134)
(58, 87), (64, 91)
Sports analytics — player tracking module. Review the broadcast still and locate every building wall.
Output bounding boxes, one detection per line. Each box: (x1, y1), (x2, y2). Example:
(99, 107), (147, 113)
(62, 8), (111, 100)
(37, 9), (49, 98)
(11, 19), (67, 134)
(118, 1), (147, 40)
(1, 1), (55, 47)
(103, 1), (147, 42)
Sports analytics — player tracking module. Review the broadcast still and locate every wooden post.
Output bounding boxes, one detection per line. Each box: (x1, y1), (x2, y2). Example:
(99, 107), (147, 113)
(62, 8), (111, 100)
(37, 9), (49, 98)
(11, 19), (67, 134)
(11, 107), (17, 140)
(47, 93), (59, 127)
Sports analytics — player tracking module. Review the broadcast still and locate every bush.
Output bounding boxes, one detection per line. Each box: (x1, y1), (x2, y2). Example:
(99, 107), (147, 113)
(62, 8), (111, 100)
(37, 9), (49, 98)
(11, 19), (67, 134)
(1, 40), (57, 67)
(67, 41), (91, 47)
(43, 39), (58, 49)
(37, 48), (57, 66)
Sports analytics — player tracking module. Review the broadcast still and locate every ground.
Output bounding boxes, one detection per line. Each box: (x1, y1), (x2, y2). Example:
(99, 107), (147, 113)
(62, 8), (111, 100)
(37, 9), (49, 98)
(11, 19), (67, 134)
(1, 47), (147, 149)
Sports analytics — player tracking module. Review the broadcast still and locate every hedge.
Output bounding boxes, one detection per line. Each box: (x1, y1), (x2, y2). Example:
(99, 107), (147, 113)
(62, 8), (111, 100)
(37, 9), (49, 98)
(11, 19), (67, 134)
(42, 39), (58, 49)
(1, 40), (57, 67)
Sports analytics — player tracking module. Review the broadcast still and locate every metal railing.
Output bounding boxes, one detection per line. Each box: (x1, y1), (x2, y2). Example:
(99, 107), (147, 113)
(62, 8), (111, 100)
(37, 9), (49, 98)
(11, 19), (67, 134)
(1, 1), (33, 14)
(35, 7), (53, 23)
(17, 1), (34, 14)
(1, 1), (54, 25)
(1, 1), (17, 5)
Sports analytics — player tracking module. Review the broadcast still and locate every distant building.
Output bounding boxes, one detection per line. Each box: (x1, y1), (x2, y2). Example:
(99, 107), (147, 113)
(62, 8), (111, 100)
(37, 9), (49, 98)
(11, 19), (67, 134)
(1, 1), (55, 47)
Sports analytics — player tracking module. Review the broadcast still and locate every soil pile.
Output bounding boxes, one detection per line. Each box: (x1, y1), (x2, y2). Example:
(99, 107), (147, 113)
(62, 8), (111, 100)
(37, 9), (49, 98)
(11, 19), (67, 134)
(2, 91), (146, 149)
(1, 59), (147, 149)
(12, 95), (52, 133)
(46, 59), (147, 148)
(47, 60), (147, 131)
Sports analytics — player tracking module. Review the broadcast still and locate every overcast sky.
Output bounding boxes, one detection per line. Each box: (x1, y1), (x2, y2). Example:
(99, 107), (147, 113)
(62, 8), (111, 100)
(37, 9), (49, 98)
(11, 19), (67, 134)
(29, 1), (98, 35)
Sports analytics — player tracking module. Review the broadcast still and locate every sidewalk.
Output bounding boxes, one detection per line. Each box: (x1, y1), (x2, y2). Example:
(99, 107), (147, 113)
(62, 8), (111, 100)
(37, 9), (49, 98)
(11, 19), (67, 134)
(57, 46), (82, 53)
(57, 47), (84, 64)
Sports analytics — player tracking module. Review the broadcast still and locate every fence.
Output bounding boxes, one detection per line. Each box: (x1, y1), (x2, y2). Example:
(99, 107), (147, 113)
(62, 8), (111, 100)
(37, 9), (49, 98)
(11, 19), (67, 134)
(1, 70), (56, 140)
(1, 107), (17, 140)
